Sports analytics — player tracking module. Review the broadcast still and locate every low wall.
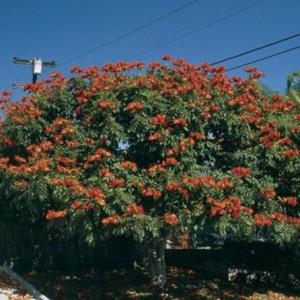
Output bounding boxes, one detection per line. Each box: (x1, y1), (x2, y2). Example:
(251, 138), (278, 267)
(0, 226), (135, 271)
(166, 249), (228, 279)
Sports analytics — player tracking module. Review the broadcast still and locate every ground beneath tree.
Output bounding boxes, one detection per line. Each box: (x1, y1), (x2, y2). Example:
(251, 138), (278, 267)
(22, 267), (299, 299)
(0, 271), (33, 300)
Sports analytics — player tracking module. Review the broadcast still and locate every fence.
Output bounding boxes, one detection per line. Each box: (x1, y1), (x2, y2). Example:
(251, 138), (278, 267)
(0, 226), (299, 286)
(0, 226), (136, 271)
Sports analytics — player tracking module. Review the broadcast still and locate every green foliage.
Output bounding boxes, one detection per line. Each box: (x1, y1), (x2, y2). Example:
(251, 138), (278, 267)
(0, 60), (299, 247)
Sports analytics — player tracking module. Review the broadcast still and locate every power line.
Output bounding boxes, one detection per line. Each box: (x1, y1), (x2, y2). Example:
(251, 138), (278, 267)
(11, 44), (300, 87)
(211, 32), (300, 65)
(125, 0), (266, 61)
(57, 0), (199, 67)
(14, 0), (96, 60)
(226, 44), (300, 72)
(13, 57), (56, 84)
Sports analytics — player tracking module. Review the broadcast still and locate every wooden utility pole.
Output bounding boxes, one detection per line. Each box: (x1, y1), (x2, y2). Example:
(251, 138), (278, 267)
(13, 57), (56, 84)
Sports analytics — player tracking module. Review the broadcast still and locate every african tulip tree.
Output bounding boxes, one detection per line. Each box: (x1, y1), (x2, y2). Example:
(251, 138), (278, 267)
(0, 57), (300, 286)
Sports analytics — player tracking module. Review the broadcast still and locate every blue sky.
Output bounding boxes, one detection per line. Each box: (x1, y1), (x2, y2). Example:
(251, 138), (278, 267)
(1, 0), (299, 96)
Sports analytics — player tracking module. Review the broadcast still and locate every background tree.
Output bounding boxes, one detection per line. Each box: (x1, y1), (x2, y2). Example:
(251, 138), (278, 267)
(0, 59), (299, 287)
(287, 71), (300, 105)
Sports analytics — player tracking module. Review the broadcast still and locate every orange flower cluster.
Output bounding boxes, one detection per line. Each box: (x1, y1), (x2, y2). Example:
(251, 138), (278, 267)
(84, 116), (93, 124)
(14, 155), (27, 164)
(61, 127), (75, 136)
(81, 203), (94, 210)
(147, 163), (166, 173)
(166, 137), (195, 156)
(208, 196), (242, 218)
(131, 182), (145, 189)
(244, 66), (265, 79)
(172, 118), (188, 126)
(70, 200), (94, 211)
(55, 156), (76, 166)
(86, 187), (106, 206)
(181, 189), (189, 199)
(86, 148), (111, 166)
(44, 120), (76, 145)
(148, 132), (162, 141)
(126, 101), (143, 112)
(254, 214), (272, 226)
(151, 114), (168, 128)
(46, 209), (67, 220)
(120, 161), (137, 171)
(260, 188), (276, 200)
(0, 135), (13, 147)
(244, 104), (262, 116)
(281, 197), (298, 206)
(98, 100), (116, 109)
(101, 61), (144, 73)
(40, 140), (54, 151)
(5, 164), (31, 175)
(282, 149), (299, 158)
(141, 187), (161, 198)
(232, 167), (252, 177)
(0, 90), (13, 96)
(6, 103), (42, 124)
(15, 180), (29, 190)
(52, 117), (72, 127)
(86, 187), (105, 198)
(254, 212), (300, 226)
(30, 159), (52, 173)
(201, 108), (212, 120)
(161, 157), (177, 167)
(166, 182), (181, 191)
(70, 200), (82, 209)
(287, 217), (300, 225)
(51, 177), (85, 194)
(229, 93), (252, 107)
(165, 182), (189, 199)
(262, 95), (295, 112)
(0, 157), (9, 169)
(240, 114), (261, 125)
(102, 214), (120, 225)
(109, 177), (125, 188)
(100, 168), (113, 178)
(126, 203), (145, 215)
(26, 144), (45, 158)
(163, 212), (179, 225)
(49, 72), (67, 88)
(183, 176), (234, 190)
(75, 89), (89, 104)
(272, 212), (300, 225)
(85, 137), (95, 145)
(56, 165), (79, 175)
(278, 137), (293, 146)
(270, 212), (289, 223)
(66, 140), (78, 148)
(189, 132), (205, 140)
(259, 122), (282, 149)
(243, 207), (254, 215)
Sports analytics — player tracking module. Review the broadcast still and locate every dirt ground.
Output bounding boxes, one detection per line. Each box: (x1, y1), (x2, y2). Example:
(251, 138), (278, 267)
(0, 271), (33, 300)
(22, 266), (300, 300)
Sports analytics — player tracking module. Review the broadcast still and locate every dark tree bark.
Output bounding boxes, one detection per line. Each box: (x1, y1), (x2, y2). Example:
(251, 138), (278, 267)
(144, 230), (172, 287)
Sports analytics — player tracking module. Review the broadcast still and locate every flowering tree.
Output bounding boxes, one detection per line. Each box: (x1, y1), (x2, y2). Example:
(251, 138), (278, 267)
(0, 57), (299, 286)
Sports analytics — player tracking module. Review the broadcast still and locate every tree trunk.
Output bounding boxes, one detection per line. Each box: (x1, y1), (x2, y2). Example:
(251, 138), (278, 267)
(144, 231), (172, 288)
(148, 240), (167, 287)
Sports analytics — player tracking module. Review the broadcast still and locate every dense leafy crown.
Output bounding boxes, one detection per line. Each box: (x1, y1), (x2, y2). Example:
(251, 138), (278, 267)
(0, 57), (299, 244)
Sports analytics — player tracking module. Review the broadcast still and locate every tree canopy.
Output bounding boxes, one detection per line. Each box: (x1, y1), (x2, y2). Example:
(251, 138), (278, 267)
(0, 58), (299, 285)
(287, 71), (300, 105)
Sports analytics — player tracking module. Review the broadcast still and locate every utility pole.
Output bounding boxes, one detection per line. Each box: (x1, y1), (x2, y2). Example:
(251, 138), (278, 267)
(13, 57), (57, 84)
